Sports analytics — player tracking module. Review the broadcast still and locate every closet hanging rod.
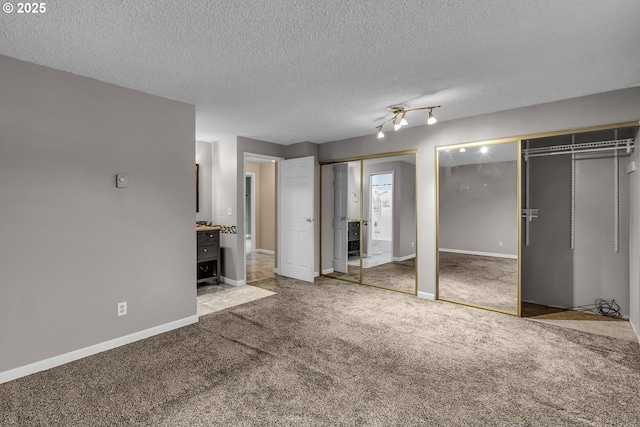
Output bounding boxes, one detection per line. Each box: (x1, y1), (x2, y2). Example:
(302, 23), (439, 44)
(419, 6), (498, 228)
(525, 146), (633, 159)
(523, 139), (634, 159)
(523, 138), (633, 157)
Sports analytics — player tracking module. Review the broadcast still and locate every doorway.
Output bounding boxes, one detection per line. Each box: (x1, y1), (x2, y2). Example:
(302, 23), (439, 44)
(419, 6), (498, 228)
(244, 154), (282, 284)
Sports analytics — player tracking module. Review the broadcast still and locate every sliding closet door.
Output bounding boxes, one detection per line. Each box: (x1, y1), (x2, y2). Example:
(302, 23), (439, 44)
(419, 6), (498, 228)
(320, 151), (417, 295)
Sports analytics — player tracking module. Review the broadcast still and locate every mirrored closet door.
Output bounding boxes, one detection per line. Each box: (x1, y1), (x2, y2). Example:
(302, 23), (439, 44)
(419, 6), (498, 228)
(320, 152), (417, 295)
(436, 140), (521, 315)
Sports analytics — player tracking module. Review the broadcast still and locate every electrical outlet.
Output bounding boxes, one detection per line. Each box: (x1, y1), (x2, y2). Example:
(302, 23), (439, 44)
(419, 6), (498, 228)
(117, 302), (127, 316)
(411, 242), (415, 248)
(227, 207), (232, 216)
(498, 241), (503, 247)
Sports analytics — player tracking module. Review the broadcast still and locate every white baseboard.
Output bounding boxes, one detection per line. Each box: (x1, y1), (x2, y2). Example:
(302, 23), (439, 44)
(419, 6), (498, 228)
(322, 268), (335, 274)
(439, 248), (518, 259)
(256, 249), (275, 255)
(392, 254), (416, 262)
(314, 271), (319, 278)
(222, 276), (246, 287)
(273, 268), (279, 274)
(0, 315), (198, 385)
(417, 291), (436, 300)
(631, 320), (640, 345)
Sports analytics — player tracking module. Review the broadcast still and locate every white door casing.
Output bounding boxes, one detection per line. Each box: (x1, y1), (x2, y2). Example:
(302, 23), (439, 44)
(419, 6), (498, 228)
(332, 163), (348, 273)
(279, 156), (315, 282)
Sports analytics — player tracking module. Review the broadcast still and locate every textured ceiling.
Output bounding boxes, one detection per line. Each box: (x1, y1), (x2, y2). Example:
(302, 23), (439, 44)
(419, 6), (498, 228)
(2, 1), (639, 144)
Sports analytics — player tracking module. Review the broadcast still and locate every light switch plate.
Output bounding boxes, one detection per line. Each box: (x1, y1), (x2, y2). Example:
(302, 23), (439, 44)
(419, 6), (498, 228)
(227, 207), (232, 216)
(116, 174), (128, 188)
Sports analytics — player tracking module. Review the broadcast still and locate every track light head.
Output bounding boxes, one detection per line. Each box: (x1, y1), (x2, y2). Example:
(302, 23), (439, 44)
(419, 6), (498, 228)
(393, 117), (401, 131)
(427, 109), (437, 125)
(377, 127), (385, 138)
(399, 112), (408, 126)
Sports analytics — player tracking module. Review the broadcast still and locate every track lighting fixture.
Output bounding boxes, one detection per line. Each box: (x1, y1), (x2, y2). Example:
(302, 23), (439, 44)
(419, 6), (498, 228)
(375, 105), (440, 138)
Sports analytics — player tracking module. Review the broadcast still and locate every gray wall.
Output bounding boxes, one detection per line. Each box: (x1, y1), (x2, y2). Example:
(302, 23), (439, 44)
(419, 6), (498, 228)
(318, 86), (640, 316)
(0, 55), (196, 373)
(399, 161), (417, 258)
(196, 140), (213, 222)
(574, 155), (630, 314)
(439, 161), (518, 256)
(211, 137), (240, 283)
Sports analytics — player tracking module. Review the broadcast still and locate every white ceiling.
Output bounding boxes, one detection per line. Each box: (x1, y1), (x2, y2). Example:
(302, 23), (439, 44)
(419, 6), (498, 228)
(2, 1), (639, 145)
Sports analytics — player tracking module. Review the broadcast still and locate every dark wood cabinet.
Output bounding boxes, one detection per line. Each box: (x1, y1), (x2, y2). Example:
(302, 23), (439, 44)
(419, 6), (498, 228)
(348, 221), (360, 257)
(197, 227), (221, 285)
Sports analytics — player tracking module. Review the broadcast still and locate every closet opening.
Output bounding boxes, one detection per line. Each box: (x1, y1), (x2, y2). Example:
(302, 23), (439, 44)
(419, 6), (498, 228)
(521, 123), (638, 324)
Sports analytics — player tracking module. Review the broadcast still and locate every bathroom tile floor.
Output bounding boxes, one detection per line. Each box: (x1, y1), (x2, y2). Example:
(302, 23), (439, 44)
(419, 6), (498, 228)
(246, 251), (275, 283)
(347, 251), (392, 269)
(196, 249), (275, 316)
(197, 284), (275, 316)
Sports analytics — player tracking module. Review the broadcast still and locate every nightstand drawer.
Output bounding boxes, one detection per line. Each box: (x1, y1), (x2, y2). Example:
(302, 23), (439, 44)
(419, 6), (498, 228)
(197, 244), (216, 260)
(204, 231), (219, 244)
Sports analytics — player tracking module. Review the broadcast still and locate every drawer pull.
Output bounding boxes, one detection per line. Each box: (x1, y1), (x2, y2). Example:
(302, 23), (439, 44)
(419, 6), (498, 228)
(203, 248), (207, 252)
(209, 234), (214, 238)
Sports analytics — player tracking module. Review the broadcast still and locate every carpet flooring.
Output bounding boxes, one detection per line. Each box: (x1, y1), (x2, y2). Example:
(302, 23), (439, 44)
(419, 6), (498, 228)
(438, 251), (518, 313)
(2, 275), (639, 426)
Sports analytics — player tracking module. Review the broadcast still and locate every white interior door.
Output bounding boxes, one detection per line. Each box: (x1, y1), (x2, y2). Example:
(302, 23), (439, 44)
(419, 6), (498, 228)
(332, 163), (348, 273)
(279, 156), (315, 282)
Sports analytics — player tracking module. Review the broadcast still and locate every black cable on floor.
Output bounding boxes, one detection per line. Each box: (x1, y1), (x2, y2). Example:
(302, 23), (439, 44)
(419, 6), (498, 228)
(595, 298), (622, 319)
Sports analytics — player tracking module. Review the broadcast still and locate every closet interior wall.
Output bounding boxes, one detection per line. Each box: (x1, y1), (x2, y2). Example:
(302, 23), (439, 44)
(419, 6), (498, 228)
(521, 128), (635, 316)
